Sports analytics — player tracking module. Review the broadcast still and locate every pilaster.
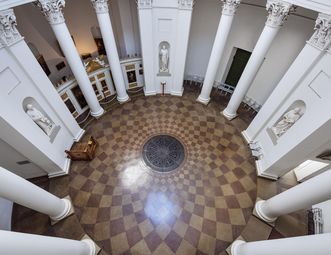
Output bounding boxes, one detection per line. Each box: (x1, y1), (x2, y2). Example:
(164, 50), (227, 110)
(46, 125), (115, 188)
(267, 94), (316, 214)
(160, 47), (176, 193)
(0, 9), (23, 48)
(307, 13), (331, 51)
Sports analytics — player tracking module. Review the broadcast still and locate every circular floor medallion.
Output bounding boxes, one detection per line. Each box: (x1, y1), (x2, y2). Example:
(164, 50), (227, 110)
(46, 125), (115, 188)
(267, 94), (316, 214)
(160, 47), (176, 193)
(142, 135), (185, 172)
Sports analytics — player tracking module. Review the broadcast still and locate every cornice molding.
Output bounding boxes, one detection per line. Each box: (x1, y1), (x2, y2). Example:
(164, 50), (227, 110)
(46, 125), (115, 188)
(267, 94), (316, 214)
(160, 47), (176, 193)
(35, 0), (66, 25)
(0, 9), (22, 48)
(307, 13), (331, 51)
(265, 0), (296, 28)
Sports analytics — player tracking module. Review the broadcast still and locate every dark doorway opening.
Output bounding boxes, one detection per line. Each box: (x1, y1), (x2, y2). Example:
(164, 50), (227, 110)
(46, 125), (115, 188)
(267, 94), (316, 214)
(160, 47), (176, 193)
(224, 48), (251, 87)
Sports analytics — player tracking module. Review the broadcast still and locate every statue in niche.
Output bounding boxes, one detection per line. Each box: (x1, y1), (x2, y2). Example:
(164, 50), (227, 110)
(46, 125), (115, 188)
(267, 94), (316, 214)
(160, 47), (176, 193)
(159, 45), (169, 73)
(272, 107), (303, 138)
(26, 104), (54, 136)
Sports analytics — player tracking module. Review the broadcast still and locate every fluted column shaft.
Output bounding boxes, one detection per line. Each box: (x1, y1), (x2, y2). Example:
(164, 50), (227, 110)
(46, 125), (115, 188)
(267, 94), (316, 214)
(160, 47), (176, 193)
(223, 0), (295, 120)
(197, 0), (240, 105)
(0, 167), (72, 222)
(35, 0), (104, 118)
(255, 169), (331, 222)
(231, 233), (331, 255)
(0, 230), (96, 255)
(91, 0), (130, 103)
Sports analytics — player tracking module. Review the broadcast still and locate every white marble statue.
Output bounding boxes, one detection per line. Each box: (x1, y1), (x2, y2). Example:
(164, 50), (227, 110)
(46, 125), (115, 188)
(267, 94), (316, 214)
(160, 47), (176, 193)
(159, 45), (169, 72)
(26, 104), (54, 136)
(272, 107), (303, 137)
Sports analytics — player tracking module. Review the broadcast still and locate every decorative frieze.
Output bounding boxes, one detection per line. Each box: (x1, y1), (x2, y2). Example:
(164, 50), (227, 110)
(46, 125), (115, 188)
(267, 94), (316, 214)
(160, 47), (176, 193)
(137, 0), (152, 9)
(91, 0), (109, 14)
(265, 0), (296, 28)
(222, 0), (240, 16)
(308, 13), (331, 51)
(178, 0), (194, 10)
(0, 9), (22, 48)
(35, 0), (66, 25)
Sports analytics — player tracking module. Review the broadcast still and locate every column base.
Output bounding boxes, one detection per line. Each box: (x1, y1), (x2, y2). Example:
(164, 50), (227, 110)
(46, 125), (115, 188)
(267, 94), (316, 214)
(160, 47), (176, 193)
(230, 240), (246, 255)
(50, 196), (74, 225)
(91, 108), (105, 119)
(81, 234), (101, 255)
(255, 160), (279, 180)
(222, 108), (238, 120)
(241, 130), (253, 144)
(196, 95), (210, 105)
(171, 89), (184, 97)
(74, 128), (86, 142)
(117, 94), (130, 104)
(254, 200), (278, 223)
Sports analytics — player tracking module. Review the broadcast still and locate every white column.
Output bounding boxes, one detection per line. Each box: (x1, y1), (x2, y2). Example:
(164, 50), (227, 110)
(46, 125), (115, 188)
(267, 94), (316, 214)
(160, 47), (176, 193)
(0, 230), (97, 255)
(35, 0), (104, 118)
(197, 0), (240, 105)
(231, 233), (331, 255)
(242, 13), (331, 143)
(255, 169), (331, 222)
(0, 167), (72, 222)
(222, 0), (295, 120)
(91, 0), (130, 103)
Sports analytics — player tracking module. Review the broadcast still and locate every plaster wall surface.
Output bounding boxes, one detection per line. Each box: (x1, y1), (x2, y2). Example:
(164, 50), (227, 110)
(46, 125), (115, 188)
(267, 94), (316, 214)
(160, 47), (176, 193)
(185, 0), (316, 104)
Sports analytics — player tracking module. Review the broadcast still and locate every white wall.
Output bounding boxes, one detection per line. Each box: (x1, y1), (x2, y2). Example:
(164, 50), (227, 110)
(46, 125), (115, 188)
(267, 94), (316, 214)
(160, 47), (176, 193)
(185, 0), (316, 104)
(0, 139), (46, 179)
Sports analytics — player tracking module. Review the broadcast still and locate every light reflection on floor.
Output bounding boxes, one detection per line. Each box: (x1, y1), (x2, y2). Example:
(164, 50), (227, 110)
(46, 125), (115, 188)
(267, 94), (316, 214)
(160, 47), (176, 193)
(144, 192), (175, 225)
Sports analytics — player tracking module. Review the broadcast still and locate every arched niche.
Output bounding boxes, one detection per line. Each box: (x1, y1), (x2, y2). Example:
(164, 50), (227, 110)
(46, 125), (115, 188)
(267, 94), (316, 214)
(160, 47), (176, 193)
(22, 97), (60, 142)
(158, 41), (170, 76)
(268, 100), (306, 144)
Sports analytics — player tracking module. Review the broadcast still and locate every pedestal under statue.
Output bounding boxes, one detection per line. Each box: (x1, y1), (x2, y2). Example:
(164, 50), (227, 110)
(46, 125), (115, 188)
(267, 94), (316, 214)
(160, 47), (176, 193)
(26, 104), (55, 136)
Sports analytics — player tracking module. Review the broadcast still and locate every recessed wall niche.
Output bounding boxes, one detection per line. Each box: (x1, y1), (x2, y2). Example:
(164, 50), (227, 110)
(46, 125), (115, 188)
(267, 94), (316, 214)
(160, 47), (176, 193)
(22, 97), (61, 143)
(267, 100), (306, 144)
(158, 41), (170, 76)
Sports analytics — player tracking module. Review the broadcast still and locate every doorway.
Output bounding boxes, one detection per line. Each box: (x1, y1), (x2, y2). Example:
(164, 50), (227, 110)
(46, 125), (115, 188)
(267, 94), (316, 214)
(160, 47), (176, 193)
(224, 48), (251, 87)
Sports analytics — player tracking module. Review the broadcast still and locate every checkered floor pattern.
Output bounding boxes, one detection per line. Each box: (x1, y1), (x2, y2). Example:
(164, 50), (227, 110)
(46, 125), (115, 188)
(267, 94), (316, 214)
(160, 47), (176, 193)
(67, 92), (257, 254)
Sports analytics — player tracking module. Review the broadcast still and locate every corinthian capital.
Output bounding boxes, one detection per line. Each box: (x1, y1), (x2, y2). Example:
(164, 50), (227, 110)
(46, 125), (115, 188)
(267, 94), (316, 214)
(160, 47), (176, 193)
(265, 0), (296, 28)
(91, 0), (109, 14)
(35, 0), (66, 25)
(0, 9), (23, 48)
(178, 0), (194, 10)
(137, 0), (153, 9)
(222, 0), (240, 16)
(308, 13), (331, 51)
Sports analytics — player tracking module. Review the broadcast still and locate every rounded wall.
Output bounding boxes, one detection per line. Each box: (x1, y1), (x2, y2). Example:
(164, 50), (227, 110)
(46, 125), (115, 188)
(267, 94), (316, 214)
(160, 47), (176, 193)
(185, 0), (316, 105)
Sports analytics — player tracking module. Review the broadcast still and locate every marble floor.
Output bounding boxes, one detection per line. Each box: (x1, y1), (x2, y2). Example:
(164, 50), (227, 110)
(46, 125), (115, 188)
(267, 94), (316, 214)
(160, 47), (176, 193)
(13, 87), (259, 255)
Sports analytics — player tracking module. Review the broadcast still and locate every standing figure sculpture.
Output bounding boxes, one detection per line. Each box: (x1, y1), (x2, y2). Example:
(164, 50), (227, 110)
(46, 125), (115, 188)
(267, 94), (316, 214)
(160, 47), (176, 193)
(272, 107), (303, 138)
(159, 45), (169, 73)
(26, 104), (54, 136)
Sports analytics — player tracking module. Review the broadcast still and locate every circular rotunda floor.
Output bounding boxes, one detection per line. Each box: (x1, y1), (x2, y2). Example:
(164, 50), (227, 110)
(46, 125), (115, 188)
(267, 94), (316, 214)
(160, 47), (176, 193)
(69, 92), (257, 255)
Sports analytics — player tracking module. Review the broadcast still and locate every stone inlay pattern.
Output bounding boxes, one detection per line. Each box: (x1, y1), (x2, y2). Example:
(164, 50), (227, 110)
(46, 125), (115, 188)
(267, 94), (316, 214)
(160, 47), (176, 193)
(142, 135), (185, 173)
(11, 89), (258, 255)
(67, 92), (257, 255)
